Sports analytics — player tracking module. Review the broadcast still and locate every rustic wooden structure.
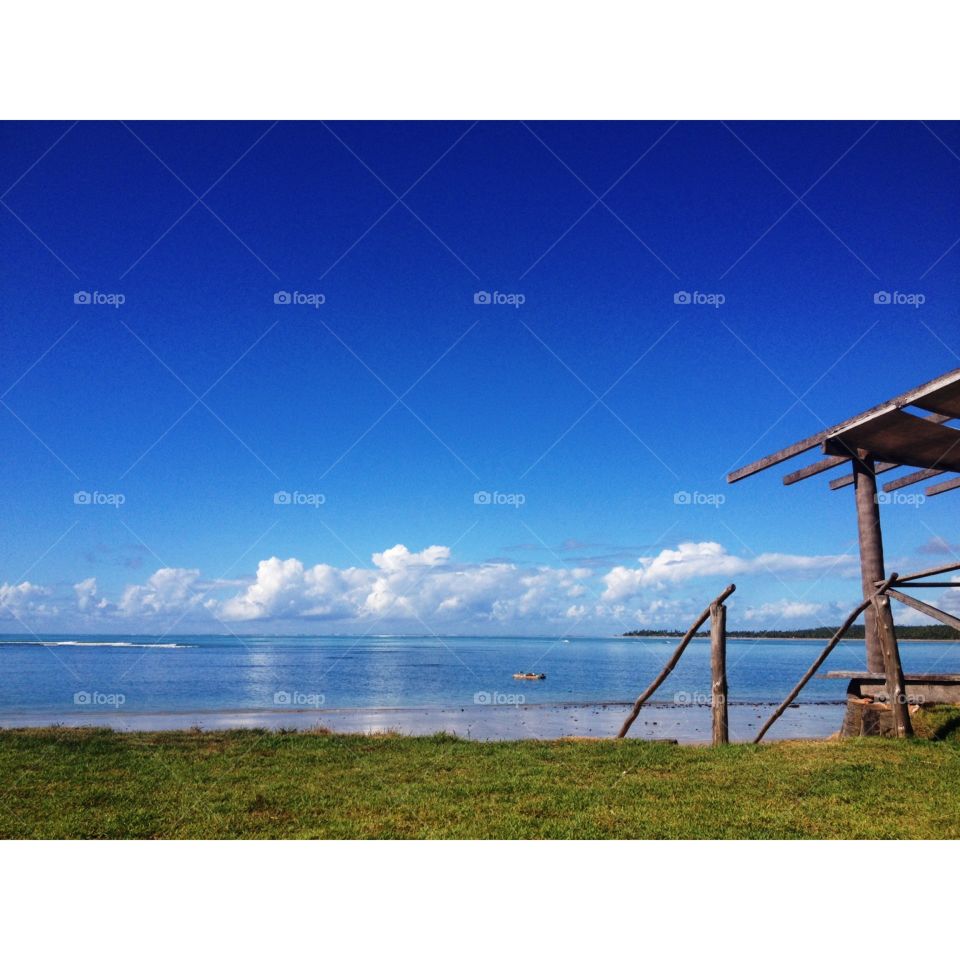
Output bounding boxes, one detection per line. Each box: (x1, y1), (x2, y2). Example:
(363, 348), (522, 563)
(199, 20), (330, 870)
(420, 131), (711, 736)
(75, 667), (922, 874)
(750, 559), (960, 742)
(729, 368), (960, 737)
(618, 584), (734, 745)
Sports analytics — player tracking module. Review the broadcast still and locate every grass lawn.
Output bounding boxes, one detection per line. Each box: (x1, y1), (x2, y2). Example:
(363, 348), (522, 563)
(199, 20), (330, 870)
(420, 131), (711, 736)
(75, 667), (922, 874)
(2, 707), (959, 839)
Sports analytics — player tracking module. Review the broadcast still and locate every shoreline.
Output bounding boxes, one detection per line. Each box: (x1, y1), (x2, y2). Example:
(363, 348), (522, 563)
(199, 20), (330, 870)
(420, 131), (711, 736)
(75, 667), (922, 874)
(0, 699), (846, 742)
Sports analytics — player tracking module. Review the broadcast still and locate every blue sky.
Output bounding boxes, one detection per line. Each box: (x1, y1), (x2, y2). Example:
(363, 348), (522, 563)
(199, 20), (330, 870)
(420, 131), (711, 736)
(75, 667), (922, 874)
(1, 120), (958, 634)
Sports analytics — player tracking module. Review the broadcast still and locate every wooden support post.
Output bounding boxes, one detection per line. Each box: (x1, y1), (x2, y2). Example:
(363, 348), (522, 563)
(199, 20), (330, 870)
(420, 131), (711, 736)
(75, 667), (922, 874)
(853, 452), (887, 673)
(711, 600), (728, 746)
(873, 593), (913, 738)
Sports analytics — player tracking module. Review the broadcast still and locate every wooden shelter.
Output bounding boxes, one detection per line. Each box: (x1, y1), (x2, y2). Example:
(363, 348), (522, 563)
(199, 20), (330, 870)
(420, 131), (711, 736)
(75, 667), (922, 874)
(727, 367), (960, 736)
(617, 368), (960, 744)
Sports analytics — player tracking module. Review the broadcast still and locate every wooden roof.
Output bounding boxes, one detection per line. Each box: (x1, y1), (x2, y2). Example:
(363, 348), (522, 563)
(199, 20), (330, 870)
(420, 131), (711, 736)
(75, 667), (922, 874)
(727, 367), (960, 495)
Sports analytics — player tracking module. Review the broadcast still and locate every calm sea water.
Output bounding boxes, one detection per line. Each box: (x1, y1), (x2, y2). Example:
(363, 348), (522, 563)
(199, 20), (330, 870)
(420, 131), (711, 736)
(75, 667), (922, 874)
(1, 634), (958, 719)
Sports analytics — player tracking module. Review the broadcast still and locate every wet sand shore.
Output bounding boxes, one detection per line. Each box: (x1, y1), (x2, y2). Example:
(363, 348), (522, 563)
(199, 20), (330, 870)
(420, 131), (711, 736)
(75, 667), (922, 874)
(0, 700), (845, 742)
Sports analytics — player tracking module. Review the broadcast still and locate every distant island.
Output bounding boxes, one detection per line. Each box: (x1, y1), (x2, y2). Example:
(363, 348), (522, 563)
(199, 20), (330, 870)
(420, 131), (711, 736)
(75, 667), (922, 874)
(623, 625), (960, 640)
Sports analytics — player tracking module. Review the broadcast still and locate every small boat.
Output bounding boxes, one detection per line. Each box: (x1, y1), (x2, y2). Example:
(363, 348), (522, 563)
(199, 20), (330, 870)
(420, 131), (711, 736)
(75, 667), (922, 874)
(513, 672), (546, 680)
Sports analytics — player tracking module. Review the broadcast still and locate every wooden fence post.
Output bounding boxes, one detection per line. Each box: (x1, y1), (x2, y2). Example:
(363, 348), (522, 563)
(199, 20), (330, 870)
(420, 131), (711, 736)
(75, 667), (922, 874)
(711, 600), (728, 746)
(617, 583), (736, 739)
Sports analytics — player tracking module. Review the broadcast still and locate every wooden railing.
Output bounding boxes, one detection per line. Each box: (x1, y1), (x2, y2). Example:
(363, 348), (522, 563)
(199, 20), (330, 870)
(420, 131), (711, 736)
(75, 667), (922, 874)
(617, 584), (735, 745)
(619, 563), (960, 746)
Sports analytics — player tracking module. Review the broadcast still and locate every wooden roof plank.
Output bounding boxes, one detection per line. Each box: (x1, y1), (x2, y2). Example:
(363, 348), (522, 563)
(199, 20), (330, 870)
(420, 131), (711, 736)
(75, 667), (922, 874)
(882, 468), (944, 492)
(822, 409), (960, 473)
(912, 380), (960, 419)
(782, 455), (849, 486)
(828, 413), (950, 490)
(727, 366), (960, 484)
(926, 475), (960, 497)
(828, 461), (898, 491)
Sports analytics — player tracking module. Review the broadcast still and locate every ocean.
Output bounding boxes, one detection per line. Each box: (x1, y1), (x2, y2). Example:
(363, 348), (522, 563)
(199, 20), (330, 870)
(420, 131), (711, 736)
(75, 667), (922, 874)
(2, 634), (957, 741)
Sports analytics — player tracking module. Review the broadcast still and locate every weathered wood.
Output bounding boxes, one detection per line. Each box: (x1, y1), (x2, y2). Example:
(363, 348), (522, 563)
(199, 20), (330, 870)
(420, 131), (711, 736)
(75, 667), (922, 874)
(828, 413), (953, 492)
(822, 409), (960, 473)
(913, 380), (960, 418)
(884, 581), (960, 588)
(853, 453), (887, 673)
(926, 475), (960, 497)
(841, 696), (872, 737)
(753, 576), (896, 744)
(727, 367), (960, 483)
(710, 601), (728, 746)
(828, 671), (960, 681)
(829, 460), (898, 490)
(887, 588), (960, 632)
(881, 559), (960, 583)
(617, 584), (736, 739)
(882, 467), (944, 492)
(782, 455), (848, 485)
(872, 593), (913, 738)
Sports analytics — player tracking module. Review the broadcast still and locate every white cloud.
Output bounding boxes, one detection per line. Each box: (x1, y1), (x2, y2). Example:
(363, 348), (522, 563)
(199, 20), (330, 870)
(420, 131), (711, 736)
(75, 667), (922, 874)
(0, 541), (873, 633)
(73, 577), (109, 613)
(743, 599), (826, 622)
(218, 545), (593, 626)
(0, 581), (53, 618)
(219, 557), (370, 622)
(119, 567), (204, 617)
(602, 541), (857, 601)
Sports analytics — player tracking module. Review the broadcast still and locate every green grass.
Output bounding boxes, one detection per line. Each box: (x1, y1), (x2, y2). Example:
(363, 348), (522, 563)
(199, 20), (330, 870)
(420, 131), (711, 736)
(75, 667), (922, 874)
(2, 711), (959, 838)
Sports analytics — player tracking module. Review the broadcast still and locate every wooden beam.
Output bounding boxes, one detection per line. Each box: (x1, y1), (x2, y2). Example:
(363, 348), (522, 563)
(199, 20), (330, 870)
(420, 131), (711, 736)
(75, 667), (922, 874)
(874, 592), (913, 738)
(926, 476), (960, 497)
(829, 461), (898, 490)
(877, 559), (960, 583)
(882, 468), (944, 492)
(853, 454), (887, 673)
(782, 455), (849, 485)
(887, 588), (960, 632)
(727, 367), (960, 484)
(887, 581), (960, 588)
(827, 671), (960, 681)
(912, 380), (960, 419)
(823, 410), (960, 473)
(828, 415), (947, 490)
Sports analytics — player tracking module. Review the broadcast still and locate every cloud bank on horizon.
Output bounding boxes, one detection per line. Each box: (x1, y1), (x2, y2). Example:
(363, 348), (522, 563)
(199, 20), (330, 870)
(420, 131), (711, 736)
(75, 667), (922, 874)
(4, 538), (930, 635)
